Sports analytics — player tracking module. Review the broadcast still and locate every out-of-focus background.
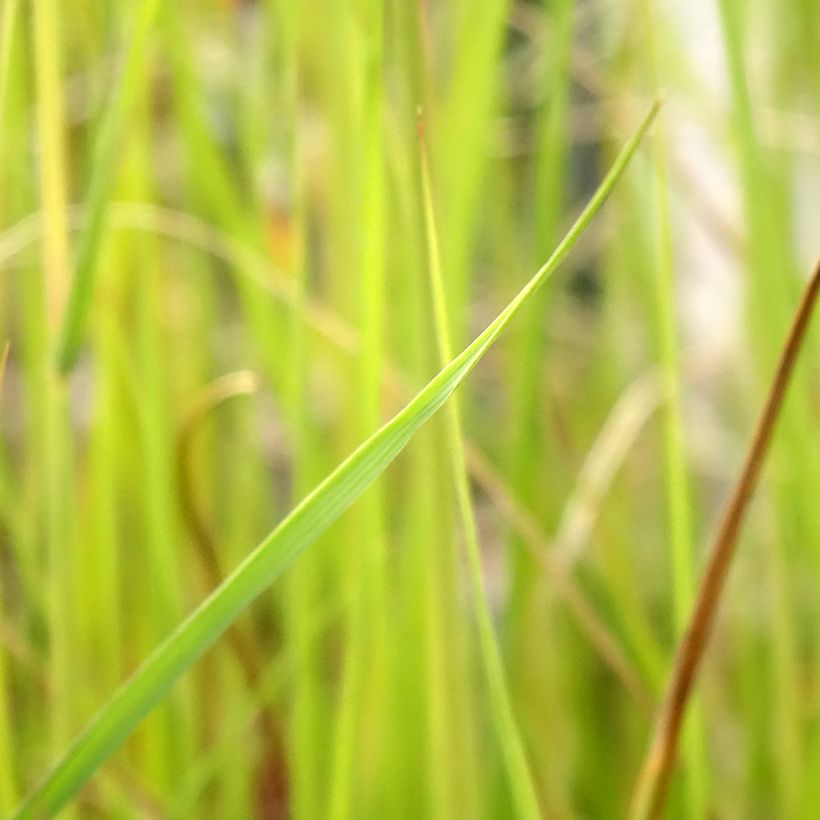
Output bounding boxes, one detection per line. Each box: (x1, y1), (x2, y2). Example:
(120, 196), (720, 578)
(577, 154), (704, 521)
(1, 0), (820, 817)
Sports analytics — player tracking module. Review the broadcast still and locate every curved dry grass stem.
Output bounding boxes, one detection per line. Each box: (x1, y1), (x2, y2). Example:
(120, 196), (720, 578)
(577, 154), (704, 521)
(467, 445), (655, 711)
(553, 370), (663, 569)
(176, 371), (289, 818)
(630, 257), (820, 820)
(177, 370), (261, 619)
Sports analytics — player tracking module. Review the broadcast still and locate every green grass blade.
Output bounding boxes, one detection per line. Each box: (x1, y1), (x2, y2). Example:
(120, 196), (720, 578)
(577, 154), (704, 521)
(640, 0), (706, 810)
(54, 0), (160, 374)
(12, 100), (660, 819)
(420, 125), (541, 818)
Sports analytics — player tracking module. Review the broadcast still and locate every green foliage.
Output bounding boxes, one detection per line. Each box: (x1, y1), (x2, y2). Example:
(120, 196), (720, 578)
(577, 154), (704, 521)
(1, 1), (819, 817)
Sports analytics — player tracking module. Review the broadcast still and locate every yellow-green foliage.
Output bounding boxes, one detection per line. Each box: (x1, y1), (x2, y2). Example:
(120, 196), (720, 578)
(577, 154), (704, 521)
(0, 1), (819, 818)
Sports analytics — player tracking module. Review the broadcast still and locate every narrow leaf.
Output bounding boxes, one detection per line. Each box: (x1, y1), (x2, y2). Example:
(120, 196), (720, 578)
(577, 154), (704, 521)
(14, 100), (660, 819)
(55, 0), (160, 374)
(629, 257), (820, 820)
(420, 119), (541, 817)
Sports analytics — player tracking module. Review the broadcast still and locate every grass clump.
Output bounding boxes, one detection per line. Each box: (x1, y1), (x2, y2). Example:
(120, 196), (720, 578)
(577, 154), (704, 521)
(1, 2), (820, 818)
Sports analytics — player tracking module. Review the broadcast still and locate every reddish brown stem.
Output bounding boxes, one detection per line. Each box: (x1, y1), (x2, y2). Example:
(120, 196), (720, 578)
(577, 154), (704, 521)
(177, 372), (289, 819)
(630, 258), (820, 820)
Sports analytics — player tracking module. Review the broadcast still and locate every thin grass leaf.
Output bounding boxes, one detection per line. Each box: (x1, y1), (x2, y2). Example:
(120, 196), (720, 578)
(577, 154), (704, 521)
(640, 1), (707, 808)
(54, 0), (160, 374)
(13, 100), (660, 819)
(420, 119), (541, 818)
(629, 258), (820, 820)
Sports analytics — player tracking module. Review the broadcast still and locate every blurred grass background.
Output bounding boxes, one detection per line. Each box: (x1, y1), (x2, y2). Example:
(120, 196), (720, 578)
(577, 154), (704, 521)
(1, 0), (820, 817)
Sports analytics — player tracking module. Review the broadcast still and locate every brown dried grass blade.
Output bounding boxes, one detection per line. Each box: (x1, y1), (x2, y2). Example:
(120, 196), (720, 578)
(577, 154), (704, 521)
(630, 257), (820, 820)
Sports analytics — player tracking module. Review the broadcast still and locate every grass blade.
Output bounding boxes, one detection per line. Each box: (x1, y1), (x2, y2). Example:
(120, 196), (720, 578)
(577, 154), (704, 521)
(629, 258), (820, 820)
(54, 0), (160, 374)
(13, 100), (660, 819)
(420, 119), (541, 817)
